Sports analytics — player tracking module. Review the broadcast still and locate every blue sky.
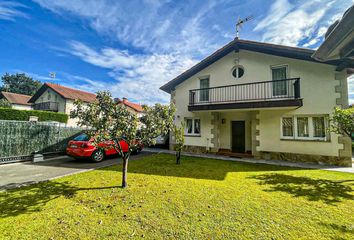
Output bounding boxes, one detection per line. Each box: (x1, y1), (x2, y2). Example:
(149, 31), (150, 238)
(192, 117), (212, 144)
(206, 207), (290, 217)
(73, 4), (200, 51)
(0, 0), (353, 104)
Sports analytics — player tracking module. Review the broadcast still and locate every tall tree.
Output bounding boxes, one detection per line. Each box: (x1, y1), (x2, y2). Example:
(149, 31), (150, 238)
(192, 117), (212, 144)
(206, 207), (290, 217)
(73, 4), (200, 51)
(71, 91), (175, 188)
(330, 107), (354, 140)
(1, 73), (41, 95)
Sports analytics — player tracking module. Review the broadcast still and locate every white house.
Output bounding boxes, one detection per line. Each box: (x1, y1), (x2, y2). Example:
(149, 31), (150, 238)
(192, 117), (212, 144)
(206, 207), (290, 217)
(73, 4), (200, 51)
(160, 39), (353, 167)
(28, 83), (96, 126)
(115, 97), (144, 118)
(0, 91), (32, 110)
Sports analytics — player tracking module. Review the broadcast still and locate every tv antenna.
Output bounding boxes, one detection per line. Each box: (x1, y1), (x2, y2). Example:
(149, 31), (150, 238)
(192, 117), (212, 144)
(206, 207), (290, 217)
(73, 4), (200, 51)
(49, 72), (56, 80)
(236, 15), (253, 39)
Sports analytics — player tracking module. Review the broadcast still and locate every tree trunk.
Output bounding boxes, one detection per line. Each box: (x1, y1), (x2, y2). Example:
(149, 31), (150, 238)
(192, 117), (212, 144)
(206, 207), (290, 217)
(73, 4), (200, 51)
(176, 150), (181, 165)
(121, 152), (130, 188)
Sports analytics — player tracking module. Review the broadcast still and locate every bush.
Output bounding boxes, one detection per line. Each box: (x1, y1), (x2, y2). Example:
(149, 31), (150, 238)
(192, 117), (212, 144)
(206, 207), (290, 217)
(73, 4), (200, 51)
(0, 107), (68, 123)
(0, 99), (12, 108)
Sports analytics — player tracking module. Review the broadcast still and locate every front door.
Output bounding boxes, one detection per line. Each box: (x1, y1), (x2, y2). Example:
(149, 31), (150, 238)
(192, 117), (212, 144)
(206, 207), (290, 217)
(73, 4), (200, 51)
(231, 121), (245, 153)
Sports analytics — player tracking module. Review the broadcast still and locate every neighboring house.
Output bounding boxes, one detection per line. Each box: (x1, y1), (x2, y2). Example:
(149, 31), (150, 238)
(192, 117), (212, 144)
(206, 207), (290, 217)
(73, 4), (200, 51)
(312, 5), (354, 64)
(115, 97), (144, 118)
(28, 83), (96, 126)
(160, 38), (353, 167)
(0, 91), (32, 110)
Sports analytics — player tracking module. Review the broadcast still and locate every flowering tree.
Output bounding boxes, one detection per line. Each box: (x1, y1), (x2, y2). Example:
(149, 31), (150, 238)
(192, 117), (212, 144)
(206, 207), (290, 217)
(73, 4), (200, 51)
(71, 91), (175, 188)
(330, 107), (354, 140)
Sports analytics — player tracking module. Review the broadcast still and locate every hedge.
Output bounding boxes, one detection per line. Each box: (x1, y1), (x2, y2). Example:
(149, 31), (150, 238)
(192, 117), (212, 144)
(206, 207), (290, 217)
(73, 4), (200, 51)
(0, 107), (68, 123)
(0, 120), (83, 158)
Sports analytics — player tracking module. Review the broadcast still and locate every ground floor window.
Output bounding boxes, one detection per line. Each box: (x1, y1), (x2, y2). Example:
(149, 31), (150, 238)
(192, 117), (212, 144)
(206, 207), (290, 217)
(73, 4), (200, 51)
(185, 118), (201, 136)
(281, 115), (328, 140)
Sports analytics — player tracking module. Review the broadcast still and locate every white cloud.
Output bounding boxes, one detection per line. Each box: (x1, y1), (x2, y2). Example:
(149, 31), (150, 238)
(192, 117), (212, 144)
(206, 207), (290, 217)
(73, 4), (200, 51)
(254, 0), (293, 31)
(0, 1), (28, 21)
(32, 0), (223, 104)
(66, 41), (196, 104)
(33, 0), (220, 56)
(254, 0), (353, 47)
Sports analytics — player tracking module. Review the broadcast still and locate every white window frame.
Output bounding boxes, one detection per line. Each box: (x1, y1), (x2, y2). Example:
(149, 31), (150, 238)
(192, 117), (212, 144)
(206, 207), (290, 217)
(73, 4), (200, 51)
(280, 117), (294, 140)
(184, 118), (201, 136)
(280, 115), (328, 141)
(231, 65), (245, 79)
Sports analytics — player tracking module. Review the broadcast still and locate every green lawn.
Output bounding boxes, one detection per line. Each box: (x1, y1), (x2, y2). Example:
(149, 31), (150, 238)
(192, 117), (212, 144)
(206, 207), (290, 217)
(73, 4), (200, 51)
(1, 154), (354, 239)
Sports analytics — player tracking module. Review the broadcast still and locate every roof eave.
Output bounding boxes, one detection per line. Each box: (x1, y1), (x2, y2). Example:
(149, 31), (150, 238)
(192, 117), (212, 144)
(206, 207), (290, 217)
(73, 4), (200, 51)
(312, 6), (354, 62)
(160, 39), (344, 93)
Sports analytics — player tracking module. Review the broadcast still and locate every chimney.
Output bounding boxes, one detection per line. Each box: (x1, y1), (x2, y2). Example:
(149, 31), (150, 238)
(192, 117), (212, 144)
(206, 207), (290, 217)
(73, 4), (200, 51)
(122, 97), (128, 103)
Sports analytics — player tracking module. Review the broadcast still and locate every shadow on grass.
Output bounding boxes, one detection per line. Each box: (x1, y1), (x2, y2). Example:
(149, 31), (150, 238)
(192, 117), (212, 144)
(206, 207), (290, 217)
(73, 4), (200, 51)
(0, 181), (122, 218)
(118, 154), (304, 181)
(0, 181), (78, 218)
(319, 222), (354, 235)
(250, 173), (354, 205)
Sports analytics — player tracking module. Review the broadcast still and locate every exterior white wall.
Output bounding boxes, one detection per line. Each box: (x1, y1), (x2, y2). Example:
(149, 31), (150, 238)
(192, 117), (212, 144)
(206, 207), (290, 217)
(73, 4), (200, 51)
(11, 104), (32, 110)
(33, 90), (85, 127)
(173, 49), (346, 156)
(65, 100), (91, 127)
(258, 110), (341, 156)
(218, 111), (253, 151)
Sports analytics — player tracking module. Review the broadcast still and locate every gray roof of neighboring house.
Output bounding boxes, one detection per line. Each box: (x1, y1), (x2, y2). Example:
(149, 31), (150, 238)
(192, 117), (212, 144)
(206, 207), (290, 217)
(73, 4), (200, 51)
(312, 5), (354, 63)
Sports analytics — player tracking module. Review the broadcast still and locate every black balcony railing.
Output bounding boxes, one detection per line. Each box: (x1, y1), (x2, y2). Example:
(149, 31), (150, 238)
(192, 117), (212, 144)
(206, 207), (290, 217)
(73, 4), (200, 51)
(189, 78), (301, 106)
(33, 102), (59, 112)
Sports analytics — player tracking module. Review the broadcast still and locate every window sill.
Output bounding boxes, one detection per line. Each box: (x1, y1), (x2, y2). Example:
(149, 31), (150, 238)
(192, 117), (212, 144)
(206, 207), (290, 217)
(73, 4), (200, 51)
(280, 138), (330, 142)
(184, 134), (201, 137)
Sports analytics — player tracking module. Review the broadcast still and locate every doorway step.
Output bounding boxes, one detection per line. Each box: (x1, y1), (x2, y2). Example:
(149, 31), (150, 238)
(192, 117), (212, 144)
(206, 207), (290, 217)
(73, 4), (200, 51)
(217, 149), (253, 158)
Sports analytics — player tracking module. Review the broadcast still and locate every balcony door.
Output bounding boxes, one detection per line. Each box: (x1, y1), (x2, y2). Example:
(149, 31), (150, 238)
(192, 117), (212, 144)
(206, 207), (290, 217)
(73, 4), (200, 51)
(272, 66), (287, 97)
(199, 77), (210, 102)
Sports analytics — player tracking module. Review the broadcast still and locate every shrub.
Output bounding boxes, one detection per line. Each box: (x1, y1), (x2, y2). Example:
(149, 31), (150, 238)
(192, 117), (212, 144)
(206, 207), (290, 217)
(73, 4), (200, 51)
(0, 107), (68, 123)
(0, 99), (12, 108)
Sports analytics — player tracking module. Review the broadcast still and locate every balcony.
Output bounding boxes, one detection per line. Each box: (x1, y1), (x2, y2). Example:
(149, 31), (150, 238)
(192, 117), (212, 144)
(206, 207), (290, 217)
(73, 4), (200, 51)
(33, 102), (59, 112)
(188, 78), (302, 111)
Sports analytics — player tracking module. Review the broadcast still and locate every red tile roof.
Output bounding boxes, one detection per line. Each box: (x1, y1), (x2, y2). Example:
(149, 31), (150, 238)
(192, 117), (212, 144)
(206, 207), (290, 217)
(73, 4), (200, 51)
(0, 91), (32, 105)
(46, 83), (96, 102)
(29, 83), (96, 103)
(116, 98), (143, 112)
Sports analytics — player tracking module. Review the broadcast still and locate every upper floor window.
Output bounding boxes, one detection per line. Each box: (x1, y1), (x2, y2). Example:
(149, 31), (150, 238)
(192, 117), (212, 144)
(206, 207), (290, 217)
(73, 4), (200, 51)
(199, 77), (209, 102)
(272, 65), (288, 96)
(232, 65), (244, 79)
(281, 115), (328, 141)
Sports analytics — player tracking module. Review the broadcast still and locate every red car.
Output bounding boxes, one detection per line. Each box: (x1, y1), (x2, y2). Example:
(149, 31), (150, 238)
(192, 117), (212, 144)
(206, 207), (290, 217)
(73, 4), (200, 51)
(66, 133), (143, 162)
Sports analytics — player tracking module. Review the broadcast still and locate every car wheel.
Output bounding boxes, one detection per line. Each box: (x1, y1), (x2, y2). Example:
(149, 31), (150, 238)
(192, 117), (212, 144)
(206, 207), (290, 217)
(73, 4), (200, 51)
(91, 149), (104, 162)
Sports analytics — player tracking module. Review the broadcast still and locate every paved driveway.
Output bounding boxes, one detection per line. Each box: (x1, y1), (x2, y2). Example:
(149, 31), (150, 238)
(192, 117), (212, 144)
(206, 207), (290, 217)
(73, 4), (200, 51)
(0, 151), (151, 190)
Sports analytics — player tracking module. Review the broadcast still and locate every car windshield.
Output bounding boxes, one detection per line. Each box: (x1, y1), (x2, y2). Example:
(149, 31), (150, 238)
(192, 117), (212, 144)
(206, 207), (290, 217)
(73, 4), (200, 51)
(73, 133), (89, 141)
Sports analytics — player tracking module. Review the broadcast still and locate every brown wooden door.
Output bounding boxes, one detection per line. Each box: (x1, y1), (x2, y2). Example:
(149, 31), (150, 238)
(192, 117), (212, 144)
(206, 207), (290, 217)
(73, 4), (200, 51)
(231, 121), (245, 153)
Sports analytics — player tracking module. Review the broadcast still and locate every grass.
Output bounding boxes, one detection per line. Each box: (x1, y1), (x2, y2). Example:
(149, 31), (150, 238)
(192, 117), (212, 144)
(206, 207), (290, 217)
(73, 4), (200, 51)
(1, 153), (354, 239)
